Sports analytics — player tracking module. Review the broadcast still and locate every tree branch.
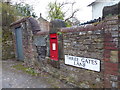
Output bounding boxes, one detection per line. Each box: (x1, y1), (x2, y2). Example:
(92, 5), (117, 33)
(65, 9), (79, 21)
(59, 2), (69, 8)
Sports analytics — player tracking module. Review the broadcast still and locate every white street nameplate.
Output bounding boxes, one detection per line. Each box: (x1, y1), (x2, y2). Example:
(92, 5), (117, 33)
(65, 55), (100, 72)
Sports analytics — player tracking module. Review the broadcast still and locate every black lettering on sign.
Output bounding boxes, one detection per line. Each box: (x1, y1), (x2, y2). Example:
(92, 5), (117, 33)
(74, 59), (78, 65)
(84, 59), (89, 63)
(92, 60), (98, 65)
(69, 56), (73, 60)
(74, 58), (85, 67)
(83, 58), (98, 65)
(88, 59), (91, 64)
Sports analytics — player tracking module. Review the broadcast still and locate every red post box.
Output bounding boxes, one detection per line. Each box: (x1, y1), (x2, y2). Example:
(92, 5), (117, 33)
(50, 33), (58, 61)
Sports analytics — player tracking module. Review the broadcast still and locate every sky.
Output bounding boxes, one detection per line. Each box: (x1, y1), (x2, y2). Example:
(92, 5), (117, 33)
(11, 0), (95, 22)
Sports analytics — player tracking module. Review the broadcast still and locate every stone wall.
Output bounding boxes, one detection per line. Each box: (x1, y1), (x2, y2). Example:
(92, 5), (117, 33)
(21, 20), (38, 66)
(103, 2), (120, 18)
(2, 26), (15, 60)
(37, 15), (119, 88)
(61, 27), (104, 88)
(11, 17), (40, 68)
(33, 34), (48, 60)
(58, 16), (119, 88)
(41, 23), (104, 88)
(10, 15), (120, 88)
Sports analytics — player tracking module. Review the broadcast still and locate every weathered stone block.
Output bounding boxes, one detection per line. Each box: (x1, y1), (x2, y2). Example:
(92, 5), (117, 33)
(94, 38), (103, 43)
(110, 51), (118, 63)
(111, 81), (118, 88)
(108, 20), (118, 25)
(110, 75), (118, 81)
(83, 39), (92, 45)
(111, 25), (119, 31)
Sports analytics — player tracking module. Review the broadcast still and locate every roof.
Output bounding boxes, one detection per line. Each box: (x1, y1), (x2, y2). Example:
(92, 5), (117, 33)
(88, 0), (97, 6)
(10, 17), (41, 34)
(88, 0), (120, 6)
(28, 17), (41, 32)
(10, 17), (29, 27)
(38, 13), (48, 22)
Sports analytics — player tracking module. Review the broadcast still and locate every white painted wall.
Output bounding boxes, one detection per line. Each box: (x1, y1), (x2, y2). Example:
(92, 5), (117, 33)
(92, 1), (119, 19)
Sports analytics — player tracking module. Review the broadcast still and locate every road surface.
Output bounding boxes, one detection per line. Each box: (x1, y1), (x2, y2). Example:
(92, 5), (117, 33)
(2, 60), (72, 88)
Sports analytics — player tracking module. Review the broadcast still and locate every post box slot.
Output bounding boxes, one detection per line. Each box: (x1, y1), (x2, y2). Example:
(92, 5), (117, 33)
(51, 38), (56, 39)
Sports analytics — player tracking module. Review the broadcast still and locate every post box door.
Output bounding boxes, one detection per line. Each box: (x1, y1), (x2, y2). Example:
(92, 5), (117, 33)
(50, 33), (58, 61)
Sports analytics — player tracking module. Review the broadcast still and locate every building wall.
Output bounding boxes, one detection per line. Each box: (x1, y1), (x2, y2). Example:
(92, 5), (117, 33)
(92, 1), (119, 19)
(38, 18), (49, 31)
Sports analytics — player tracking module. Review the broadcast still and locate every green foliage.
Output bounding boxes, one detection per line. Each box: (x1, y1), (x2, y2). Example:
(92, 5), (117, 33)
(26, 68), (36, 75)
(108, 14), (112, 17)
(1, 2), (37, 60)
(1, 2), (18, 26)
(13, 64), (38, 76)
(12, 64), (28, 71)
(57, 32), (62, 35)
(65, 20), (72, 27)
(47, 1), (64, 21)
(1, 2), (16, 59)
(14, 3), (37, 18)
(1, 2), (37, 27)
(47, 1), (80, 27)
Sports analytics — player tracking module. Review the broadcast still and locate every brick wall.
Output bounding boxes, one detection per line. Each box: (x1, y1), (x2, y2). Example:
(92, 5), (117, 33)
(103, 16), (119, 88)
